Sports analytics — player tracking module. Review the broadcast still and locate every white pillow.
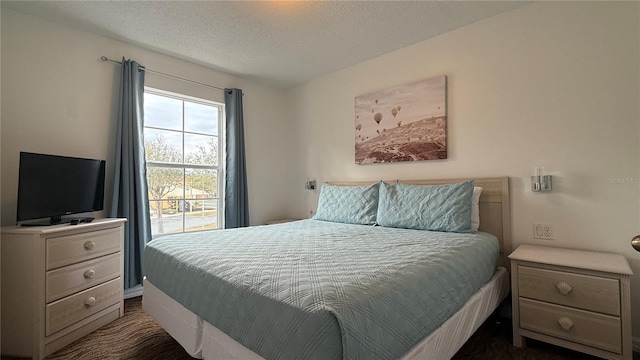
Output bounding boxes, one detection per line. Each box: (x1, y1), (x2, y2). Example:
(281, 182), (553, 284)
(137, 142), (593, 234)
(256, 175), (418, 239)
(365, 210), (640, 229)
(471, 187), (483, 231)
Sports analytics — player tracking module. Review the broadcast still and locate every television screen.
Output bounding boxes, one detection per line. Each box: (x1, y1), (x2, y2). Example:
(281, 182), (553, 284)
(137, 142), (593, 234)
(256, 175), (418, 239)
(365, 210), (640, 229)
(17, 152), (105, 225)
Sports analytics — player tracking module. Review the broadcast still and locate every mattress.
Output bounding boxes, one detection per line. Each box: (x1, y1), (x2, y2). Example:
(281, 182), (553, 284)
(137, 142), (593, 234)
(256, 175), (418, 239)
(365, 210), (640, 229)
(144, 219), (499, 360)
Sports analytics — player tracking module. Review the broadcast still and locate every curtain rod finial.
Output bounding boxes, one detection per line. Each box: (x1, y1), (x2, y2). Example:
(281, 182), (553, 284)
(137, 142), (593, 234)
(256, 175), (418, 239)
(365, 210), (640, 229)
(100, 56), (108, 62)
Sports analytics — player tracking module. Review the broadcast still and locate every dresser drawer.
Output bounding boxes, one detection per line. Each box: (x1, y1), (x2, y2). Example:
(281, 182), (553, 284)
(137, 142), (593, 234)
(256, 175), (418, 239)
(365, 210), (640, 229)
(45, 277), (121, 336)
(518, 265), (620, 316)
(46, 227), (121, 270)
(520, 298), (621, 354)
(46, 253), (121, 303)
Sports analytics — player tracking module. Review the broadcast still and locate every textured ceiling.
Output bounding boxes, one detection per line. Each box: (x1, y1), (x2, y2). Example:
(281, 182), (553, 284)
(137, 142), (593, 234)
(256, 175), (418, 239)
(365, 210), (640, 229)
(2, 1), (530, 89)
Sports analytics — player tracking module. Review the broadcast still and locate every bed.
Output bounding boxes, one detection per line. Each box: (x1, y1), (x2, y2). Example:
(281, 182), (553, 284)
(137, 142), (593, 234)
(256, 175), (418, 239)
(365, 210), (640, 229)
(142, 177), (511, 360)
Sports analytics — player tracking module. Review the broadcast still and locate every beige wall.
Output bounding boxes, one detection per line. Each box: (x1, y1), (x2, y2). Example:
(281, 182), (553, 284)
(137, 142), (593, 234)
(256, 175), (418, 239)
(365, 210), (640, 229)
(1, 8), (292, 227)
(286, 2), (640, 339)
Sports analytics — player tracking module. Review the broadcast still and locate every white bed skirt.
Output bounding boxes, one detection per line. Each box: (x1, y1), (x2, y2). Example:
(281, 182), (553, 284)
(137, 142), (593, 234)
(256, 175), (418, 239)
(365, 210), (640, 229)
(142, 266), (509, 360)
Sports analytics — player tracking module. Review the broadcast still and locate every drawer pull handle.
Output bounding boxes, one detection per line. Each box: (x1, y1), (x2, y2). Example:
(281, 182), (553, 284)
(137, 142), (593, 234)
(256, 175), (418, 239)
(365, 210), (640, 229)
(84, 241), (96, 250)
(556, 281), (572, 295)
(84, 269), (96, 279)
(558, 317), (573, 331)
(85, 297), (96, 307)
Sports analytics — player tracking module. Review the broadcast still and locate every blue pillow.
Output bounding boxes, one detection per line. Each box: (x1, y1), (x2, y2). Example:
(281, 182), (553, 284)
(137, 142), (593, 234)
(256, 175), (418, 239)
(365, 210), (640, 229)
(313, 183), (380, 225)
(377, 180), (474, 232)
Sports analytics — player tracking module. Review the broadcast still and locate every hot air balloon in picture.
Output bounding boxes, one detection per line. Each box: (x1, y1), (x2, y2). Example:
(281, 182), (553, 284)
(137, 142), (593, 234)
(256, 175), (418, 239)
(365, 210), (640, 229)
(374, 112), (383, 125)
(353, 75), (447, 164)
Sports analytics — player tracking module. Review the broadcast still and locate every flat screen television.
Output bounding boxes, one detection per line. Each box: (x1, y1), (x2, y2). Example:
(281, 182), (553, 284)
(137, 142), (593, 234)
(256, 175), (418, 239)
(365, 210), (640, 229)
(17, 152), (106, 226)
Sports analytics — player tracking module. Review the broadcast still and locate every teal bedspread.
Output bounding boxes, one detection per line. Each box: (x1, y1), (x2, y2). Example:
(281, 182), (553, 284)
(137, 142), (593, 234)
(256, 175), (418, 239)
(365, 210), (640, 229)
(144, 219), (498, 360)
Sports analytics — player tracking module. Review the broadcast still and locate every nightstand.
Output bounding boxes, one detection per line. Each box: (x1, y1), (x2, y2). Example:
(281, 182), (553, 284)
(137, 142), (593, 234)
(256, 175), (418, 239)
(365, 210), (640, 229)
(509, 244), (633, 360)
(265, 218), (300, 225)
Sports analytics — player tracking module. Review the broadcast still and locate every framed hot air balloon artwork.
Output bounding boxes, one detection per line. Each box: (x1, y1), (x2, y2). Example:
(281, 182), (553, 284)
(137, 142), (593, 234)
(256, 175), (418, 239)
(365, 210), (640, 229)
(354, 75), (447, 164)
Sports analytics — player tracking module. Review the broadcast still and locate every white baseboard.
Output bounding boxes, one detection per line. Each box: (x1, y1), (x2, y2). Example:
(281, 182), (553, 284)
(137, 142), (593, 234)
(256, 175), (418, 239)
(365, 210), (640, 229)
(124, 284), (143, 299)
(633, 336), (640, 353)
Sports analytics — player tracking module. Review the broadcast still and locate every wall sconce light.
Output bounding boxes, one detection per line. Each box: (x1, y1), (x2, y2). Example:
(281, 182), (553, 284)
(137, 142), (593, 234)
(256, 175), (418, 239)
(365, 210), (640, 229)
(531, 167), (552, 192)
(305, 179), (316, 190)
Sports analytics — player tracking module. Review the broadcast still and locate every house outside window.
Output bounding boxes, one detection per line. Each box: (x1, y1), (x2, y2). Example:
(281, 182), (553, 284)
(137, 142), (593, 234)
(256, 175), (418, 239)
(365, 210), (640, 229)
(143, 88), (224, 237)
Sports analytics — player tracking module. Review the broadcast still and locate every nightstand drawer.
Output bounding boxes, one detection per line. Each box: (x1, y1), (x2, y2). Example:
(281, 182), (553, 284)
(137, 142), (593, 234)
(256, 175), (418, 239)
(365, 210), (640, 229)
(46, 253), (121, 302)
(518, 265), (620, 316)
(46, 277), (121, 336)
(520, 298), (621, 354)
(46, 228), (121, 270)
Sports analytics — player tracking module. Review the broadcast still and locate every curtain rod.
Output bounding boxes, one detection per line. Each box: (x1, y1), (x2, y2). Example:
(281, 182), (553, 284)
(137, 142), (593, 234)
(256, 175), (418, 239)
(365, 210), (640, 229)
(100, 56), (226, 92)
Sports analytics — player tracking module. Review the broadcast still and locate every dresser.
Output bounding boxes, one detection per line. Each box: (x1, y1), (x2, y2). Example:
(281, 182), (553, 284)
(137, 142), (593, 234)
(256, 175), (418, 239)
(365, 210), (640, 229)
(509, 244), (633, 360)
(1, 218), (126, 359)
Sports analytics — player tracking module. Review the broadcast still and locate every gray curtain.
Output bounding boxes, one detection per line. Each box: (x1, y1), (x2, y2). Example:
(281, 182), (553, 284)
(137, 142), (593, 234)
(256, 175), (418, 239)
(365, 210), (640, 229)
(224, 88), (250, 228)
(111, 58), (152, 289)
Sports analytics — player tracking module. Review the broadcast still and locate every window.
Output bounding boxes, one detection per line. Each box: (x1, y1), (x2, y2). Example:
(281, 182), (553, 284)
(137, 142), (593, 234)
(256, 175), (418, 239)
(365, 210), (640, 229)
(143, 88), (223, 237)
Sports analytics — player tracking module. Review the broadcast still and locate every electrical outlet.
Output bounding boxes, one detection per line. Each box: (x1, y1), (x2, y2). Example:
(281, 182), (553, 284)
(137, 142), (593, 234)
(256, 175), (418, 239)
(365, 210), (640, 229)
(533, 223), (553, 240)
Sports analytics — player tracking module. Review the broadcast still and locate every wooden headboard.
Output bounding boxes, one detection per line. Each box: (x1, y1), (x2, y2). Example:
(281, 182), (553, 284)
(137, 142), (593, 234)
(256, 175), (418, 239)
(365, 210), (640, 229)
(327, 177), (512, 268)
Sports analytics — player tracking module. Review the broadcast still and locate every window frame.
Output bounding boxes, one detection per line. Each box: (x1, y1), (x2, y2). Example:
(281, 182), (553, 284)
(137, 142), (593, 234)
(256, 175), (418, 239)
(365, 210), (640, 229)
(143, 87), (225, 237)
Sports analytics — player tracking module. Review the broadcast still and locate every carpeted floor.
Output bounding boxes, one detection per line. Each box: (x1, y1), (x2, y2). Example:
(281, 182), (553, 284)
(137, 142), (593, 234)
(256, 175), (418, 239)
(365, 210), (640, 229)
(3, 296), (638, 359)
